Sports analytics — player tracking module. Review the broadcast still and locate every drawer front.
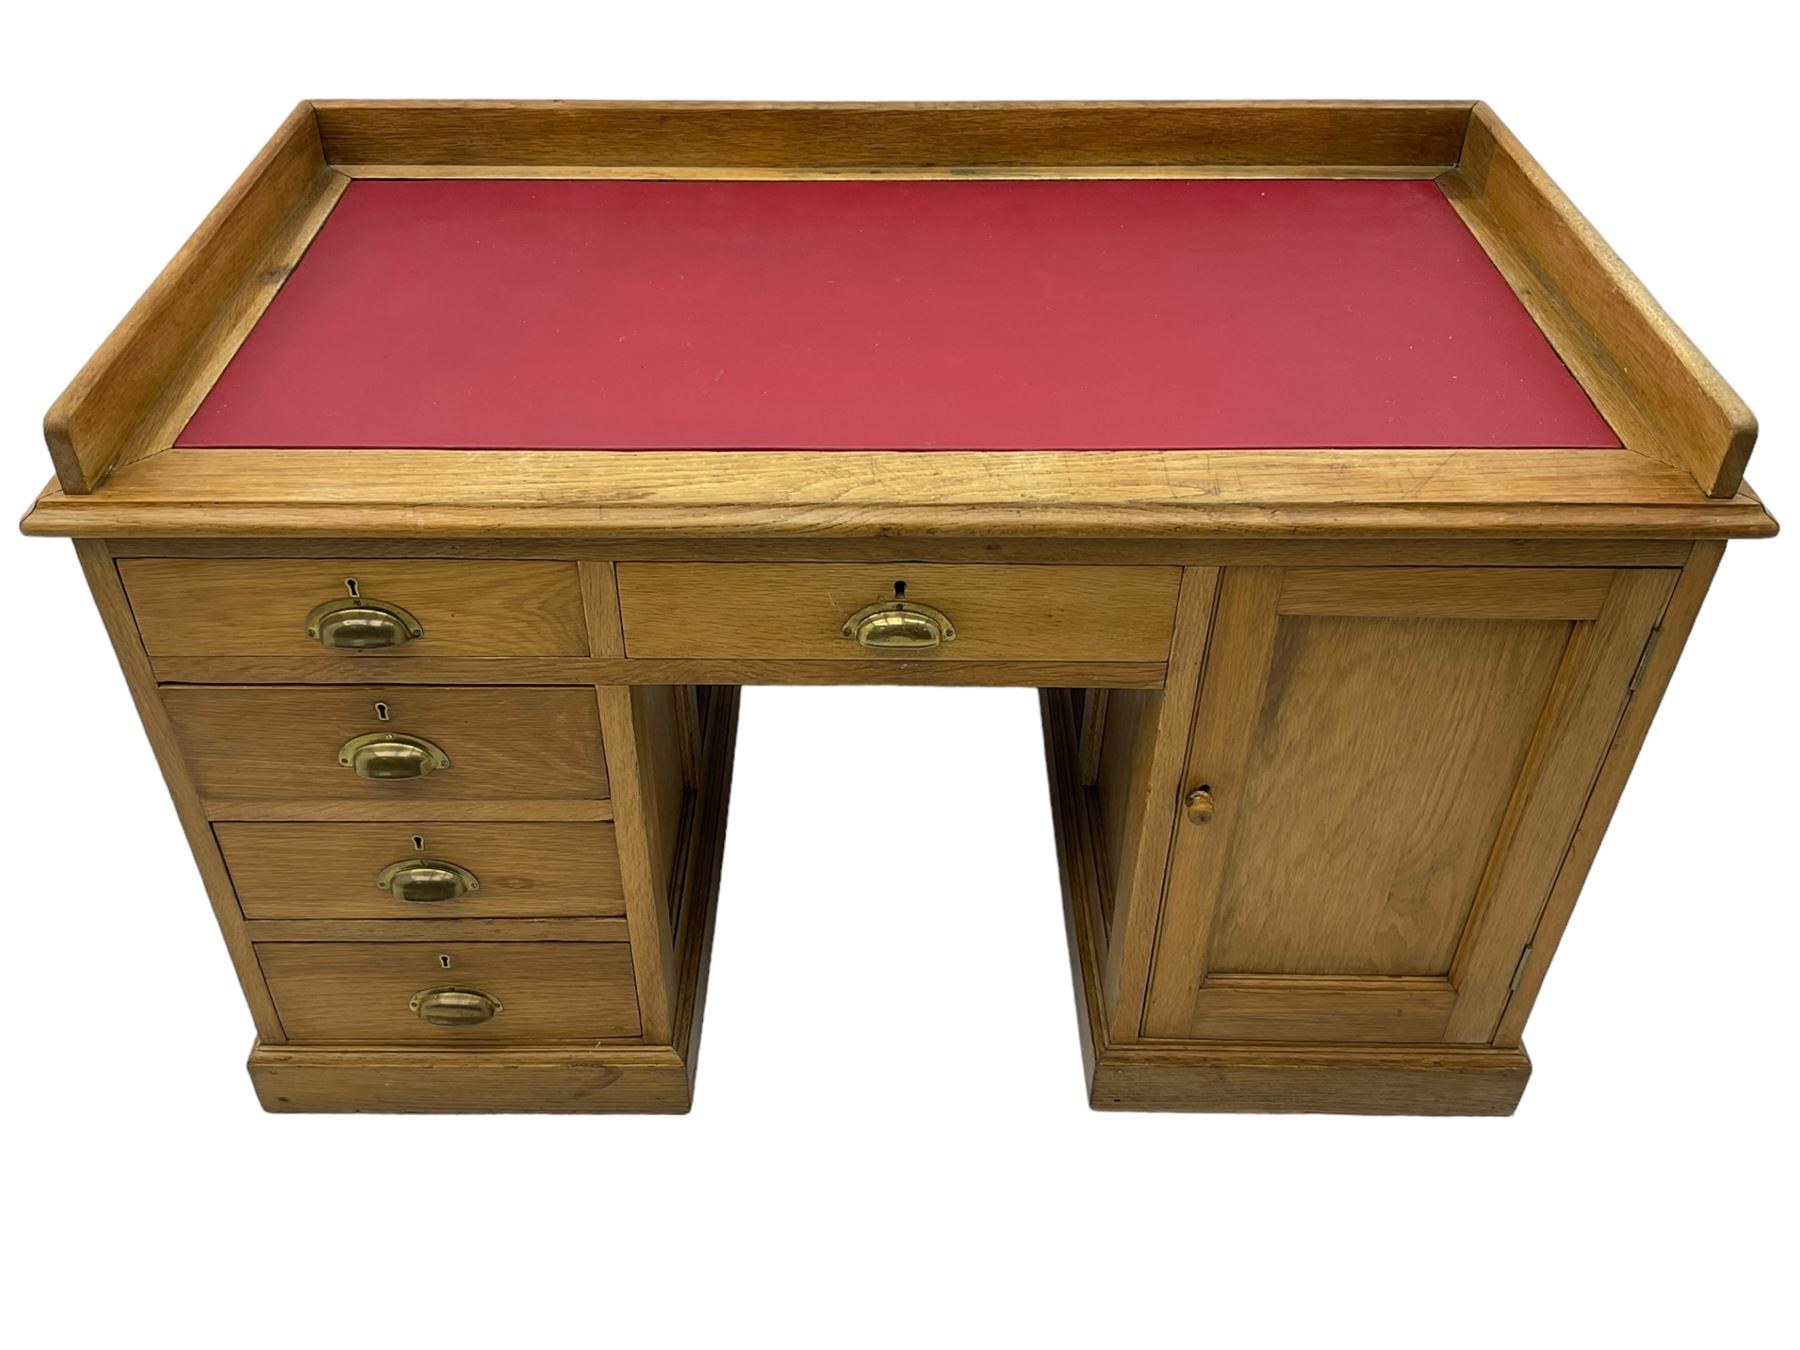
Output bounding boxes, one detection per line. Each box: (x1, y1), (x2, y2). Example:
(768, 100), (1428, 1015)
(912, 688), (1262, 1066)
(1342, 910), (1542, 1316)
(218, 822), (625, 919)
(119, 558), (589, 657)
(616, 563), (1182, 661)
(164, 685), (608, 801)
(257, 941), (641, 1043)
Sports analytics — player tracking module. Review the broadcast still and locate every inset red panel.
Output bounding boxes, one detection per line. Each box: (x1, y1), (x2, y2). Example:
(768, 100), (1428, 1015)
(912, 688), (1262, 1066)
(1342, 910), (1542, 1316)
(178, 178), (1618, 451)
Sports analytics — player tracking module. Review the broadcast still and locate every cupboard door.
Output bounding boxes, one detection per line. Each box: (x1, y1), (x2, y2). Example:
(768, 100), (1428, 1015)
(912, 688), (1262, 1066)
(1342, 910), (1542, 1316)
(1142, 567), (1673, 1044)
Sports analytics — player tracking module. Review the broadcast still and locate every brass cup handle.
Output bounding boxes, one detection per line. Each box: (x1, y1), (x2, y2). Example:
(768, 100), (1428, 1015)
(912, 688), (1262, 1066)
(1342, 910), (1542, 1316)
(339, 732), (451, 780)
(841, 600), (957, 651)
(1184, 786), (1216, 825)
(410, 986), (502, 1027)
(376, 859), (480, 903)
(305, 596), (424, 650)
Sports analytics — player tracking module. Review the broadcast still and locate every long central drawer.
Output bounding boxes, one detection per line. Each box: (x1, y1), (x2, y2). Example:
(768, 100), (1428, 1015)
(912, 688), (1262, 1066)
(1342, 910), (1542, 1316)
(163, 685), (608, 801)
(616, 563), (1182, 661)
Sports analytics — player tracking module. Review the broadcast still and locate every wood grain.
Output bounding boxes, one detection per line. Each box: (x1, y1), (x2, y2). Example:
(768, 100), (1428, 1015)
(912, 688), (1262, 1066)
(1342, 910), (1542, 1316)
(337, 163), (1462, 181)
(202, 797), (613, 823)
(120, 558), (589, 657)
(1443, 568), (1675, 1038)
(1089, 686), (1144, 932)
(246, 694), (739, 1113)
(1142, 567), (1285, 1034)
(1278, 567), (1611, 619)
(618, 563), (1181, 661)
(1045, 686), (1531, 1114)
(43, 102), (336, 494)
(1086, 1042), (1531, 1114)
(662, 686), (739, 1084)
(1099, 567), (1223, 1037)
(256, 940), (640, 1043)
(19, 98), (1778, 1115)
(243, 917), (628, 942)
(113, 172), (350, 475)
(1493, 542), (1722, 1044)
(596, 685), (679, 1044)
(633, 686), (688, 923)
(1441, 104), (1756, 498)
(1144, 566), (1671, 1044)
(1204, 613), (1569, 977)
(148, 654), (1166, 688)
(215, 821), (625, 919)
(249, 1045), (693, 1113)
(1188, 977), (1458, 1043)
(98, 534), (1698, 567)
(22, 448), (1778, 541)
(71, 541), (287, 1041)
(163, 684), (609, 801)
(312, 100), (1474, 170)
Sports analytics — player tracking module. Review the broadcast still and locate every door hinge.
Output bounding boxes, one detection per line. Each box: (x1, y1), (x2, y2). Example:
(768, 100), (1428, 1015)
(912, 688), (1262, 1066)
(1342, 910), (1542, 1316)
(1628, 626), (1662, 694)
(1509, 944), (1535, 994)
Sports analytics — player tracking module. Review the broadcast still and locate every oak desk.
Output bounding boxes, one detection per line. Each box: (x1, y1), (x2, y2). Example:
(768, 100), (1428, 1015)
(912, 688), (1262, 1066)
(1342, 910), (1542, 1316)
(22, 100), (1775, 1115)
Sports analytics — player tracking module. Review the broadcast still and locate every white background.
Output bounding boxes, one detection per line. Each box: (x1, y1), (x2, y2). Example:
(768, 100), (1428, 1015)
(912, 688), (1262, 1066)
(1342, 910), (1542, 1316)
(3, 3), (1795, 1344)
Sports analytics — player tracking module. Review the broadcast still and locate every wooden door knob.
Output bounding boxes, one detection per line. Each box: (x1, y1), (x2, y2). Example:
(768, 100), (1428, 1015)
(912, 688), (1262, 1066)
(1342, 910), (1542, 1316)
(1184, 786), (1216, 824)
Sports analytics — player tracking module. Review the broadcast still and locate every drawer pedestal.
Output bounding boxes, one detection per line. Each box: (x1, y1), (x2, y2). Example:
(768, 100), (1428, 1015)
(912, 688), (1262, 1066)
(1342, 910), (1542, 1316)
(247, 686), (737, 1113)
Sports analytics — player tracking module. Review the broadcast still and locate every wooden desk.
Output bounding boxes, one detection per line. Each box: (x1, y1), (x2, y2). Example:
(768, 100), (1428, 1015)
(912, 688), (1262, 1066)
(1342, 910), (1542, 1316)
(22, 101), (1776, 1115)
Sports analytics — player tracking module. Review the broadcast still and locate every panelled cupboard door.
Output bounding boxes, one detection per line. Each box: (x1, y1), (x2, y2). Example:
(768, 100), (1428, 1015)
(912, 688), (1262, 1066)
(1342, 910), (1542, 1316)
(1142, 567), (1675, 1045)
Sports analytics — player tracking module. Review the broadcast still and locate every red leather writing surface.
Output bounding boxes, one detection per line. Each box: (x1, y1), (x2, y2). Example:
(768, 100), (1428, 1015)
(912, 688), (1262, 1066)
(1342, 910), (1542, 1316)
(178, 178), (1618, 451)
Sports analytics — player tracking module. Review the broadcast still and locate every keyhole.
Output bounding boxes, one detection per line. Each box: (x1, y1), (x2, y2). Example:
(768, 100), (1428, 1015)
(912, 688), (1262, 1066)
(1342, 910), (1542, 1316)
(893, 580), (907, 599)
(345, 577), (360, 598)
(374, 702), (390, 721)
(412, 835), (425, 852)
(439, 954), (452, 970)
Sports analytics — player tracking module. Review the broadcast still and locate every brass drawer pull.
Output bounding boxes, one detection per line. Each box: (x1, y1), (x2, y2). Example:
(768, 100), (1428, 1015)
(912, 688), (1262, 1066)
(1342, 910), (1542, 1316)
(305, 596), (424, 650)
(339, 732), (451, 780)
(841, 599), (956, 650)
(409, 986), (502, 1027)
(376, 859), (480, 903)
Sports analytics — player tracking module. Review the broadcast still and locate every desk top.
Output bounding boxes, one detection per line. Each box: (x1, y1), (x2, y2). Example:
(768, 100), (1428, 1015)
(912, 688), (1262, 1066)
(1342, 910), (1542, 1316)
(176, 178), (1616, 453)
(25, 102), (1771, 541)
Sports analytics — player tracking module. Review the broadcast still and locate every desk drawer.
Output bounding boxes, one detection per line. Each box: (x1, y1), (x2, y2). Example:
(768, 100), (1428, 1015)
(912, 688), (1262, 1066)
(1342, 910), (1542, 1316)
(257, 941), (640, 1043)
(218, 822), (625, 919)
(164, 685), (608, 802)
(616, 563), (1182, 661)
(119, 558), (589, 657)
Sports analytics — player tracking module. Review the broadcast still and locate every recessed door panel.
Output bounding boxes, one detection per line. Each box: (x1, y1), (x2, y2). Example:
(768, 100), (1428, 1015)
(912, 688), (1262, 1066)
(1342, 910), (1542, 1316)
(1143, 567), (1673, 1044)
(1210, 613), (1568, 977)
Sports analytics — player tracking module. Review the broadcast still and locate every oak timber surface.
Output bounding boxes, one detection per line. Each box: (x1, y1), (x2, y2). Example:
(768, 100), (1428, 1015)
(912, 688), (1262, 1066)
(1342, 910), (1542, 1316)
(616, 562), (1180, 661)
(217, 821), (627, 919)
(256, 940), (640, 1043)
(121, 558), (589, 657)
(164, 684), (609, 801)
(177, 178), (1615, 453)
